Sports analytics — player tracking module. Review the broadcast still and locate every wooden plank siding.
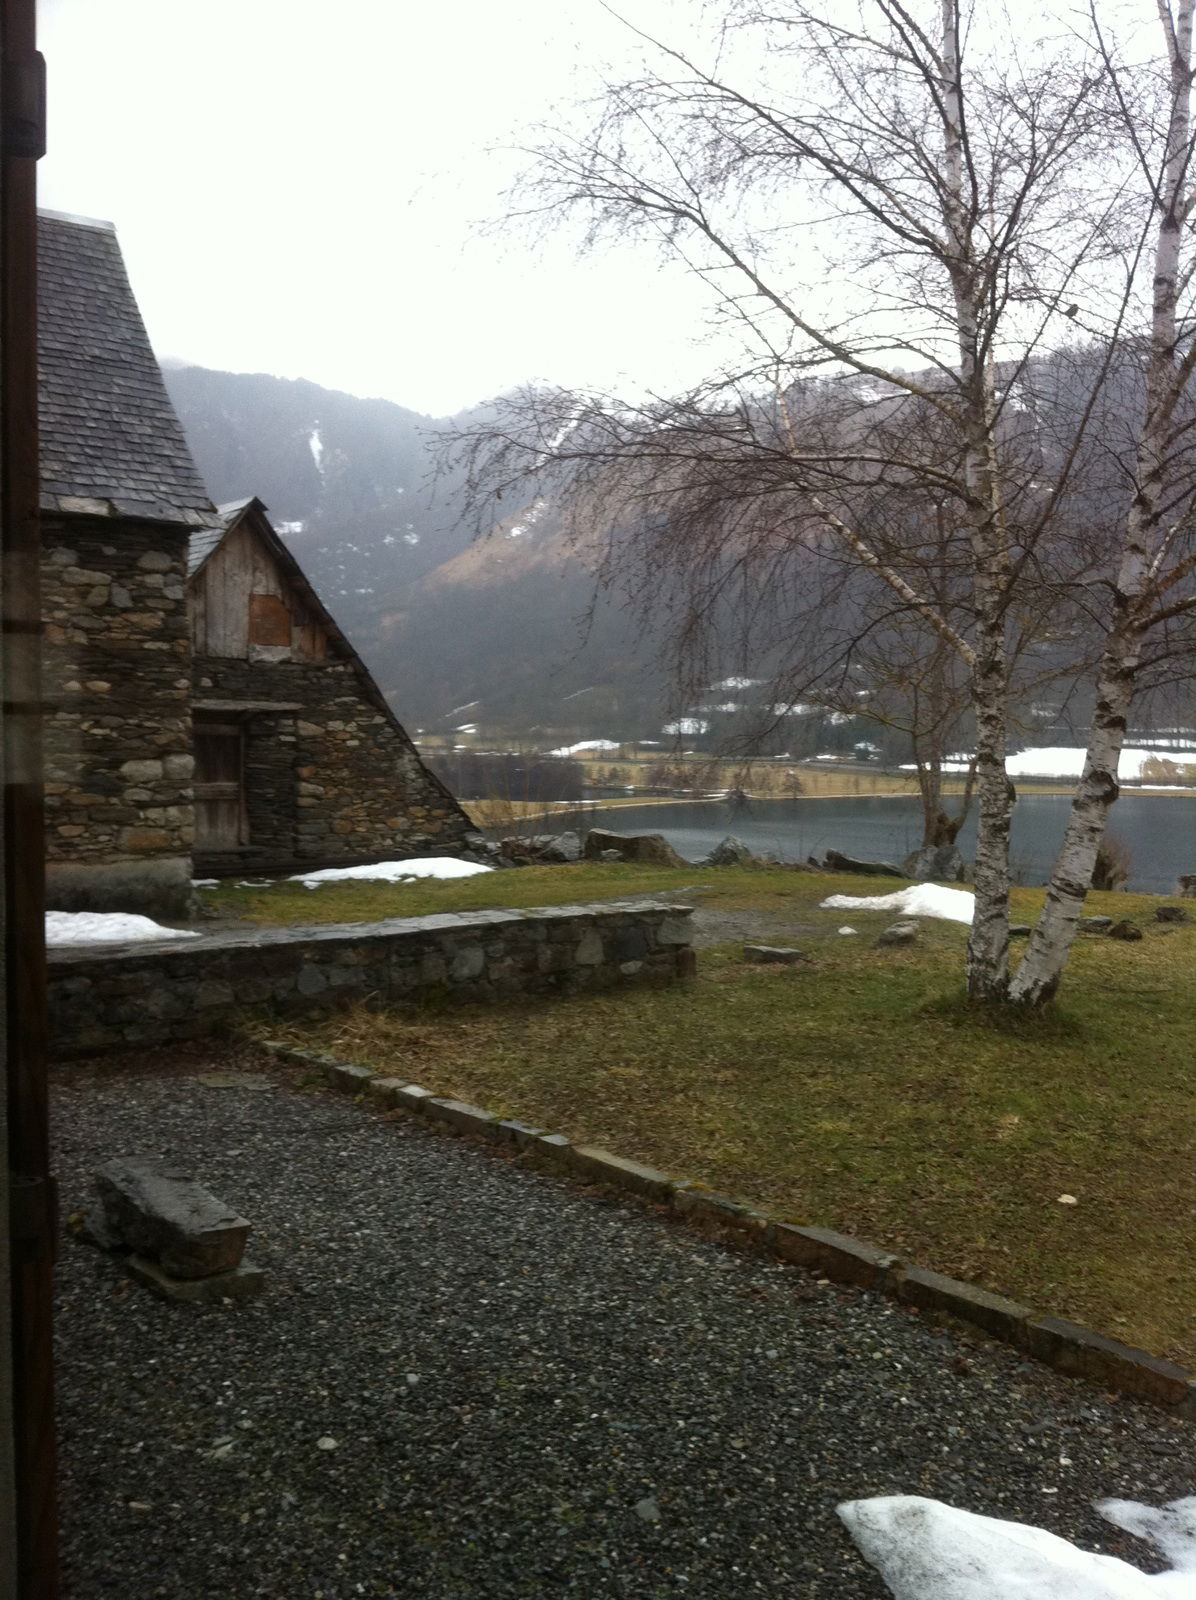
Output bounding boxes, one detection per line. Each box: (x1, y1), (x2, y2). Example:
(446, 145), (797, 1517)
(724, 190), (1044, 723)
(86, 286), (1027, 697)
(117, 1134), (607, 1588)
(192, 521), (328, 661)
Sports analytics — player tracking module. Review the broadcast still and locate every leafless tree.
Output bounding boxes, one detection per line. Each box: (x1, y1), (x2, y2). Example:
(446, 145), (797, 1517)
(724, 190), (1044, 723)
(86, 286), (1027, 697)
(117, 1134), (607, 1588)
(455, 0), (1196, 1003)
(1008, 0), (1196, 1000)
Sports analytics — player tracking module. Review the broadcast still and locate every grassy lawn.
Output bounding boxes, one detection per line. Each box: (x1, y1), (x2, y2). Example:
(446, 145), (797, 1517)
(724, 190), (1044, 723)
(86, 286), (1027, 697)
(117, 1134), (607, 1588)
(197, 859), (799, 926)
(214, 866), (1196, 1366)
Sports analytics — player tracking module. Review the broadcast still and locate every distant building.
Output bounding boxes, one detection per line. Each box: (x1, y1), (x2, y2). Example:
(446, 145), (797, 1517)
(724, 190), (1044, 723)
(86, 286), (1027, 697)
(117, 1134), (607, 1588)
(38, 210), (473, 916)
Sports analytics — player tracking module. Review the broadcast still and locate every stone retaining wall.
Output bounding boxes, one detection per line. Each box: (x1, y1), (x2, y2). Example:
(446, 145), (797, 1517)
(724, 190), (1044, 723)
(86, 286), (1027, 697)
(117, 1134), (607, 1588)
(48, 901), (696, 1056)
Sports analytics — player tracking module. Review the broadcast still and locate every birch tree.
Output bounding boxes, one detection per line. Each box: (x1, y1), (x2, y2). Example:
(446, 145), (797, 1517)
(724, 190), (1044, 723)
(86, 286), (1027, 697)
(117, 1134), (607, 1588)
(457, 0), (1195, 1002)
(1009, 0), (1196, 1001)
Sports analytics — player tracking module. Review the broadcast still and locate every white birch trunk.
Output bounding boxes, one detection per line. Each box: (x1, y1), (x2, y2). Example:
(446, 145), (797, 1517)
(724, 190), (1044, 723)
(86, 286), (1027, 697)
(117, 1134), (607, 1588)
(1008, 630), (1140, 1003)
(1009, 0), (1193, 1005)
(966, 646), (1014, 1000)
(939, 0), (1016, 999)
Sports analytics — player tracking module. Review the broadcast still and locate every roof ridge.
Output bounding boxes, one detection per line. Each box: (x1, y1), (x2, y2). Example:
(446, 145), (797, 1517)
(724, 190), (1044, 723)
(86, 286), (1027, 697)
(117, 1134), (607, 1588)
(37, 207), (117, 233)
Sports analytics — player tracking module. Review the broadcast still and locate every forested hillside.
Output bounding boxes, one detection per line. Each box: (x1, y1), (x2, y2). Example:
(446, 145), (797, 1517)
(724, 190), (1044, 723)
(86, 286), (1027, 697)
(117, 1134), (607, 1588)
(164, 365), (664, 736)
(164, 363), (1192, 754)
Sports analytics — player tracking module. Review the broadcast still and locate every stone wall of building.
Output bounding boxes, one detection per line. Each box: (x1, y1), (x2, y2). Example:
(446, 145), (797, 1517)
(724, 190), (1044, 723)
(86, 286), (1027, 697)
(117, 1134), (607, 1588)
(42, 517), (194, 917)
(47, 901), (697, 1055)
(193, 654), (474, 872)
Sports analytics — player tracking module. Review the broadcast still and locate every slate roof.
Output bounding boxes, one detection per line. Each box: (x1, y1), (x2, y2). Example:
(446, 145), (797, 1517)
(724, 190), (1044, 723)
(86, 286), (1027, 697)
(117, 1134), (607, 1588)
(185, 524), (225, 577)
(37, 211), (218, 527)
(186, 497), (262, 577)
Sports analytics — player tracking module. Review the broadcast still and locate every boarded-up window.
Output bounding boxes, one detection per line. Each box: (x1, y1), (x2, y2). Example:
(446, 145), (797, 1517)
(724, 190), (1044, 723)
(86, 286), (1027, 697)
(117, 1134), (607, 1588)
(249, 593), (292, 647)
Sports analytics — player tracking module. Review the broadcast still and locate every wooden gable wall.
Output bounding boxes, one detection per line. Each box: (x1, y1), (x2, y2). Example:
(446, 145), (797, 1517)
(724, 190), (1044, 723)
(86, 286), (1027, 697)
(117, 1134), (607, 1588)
(191, 520), (329, 661)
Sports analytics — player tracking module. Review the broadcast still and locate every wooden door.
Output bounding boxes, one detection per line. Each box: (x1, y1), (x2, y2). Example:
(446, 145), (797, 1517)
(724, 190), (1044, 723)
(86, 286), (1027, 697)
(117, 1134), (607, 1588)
(193, 719), (246, 850)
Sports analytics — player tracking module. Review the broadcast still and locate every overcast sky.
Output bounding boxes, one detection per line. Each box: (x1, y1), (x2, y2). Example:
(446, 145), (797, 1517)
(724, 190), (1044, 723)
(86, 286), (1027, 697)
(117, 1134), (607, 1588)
(37, 0), (727, 416)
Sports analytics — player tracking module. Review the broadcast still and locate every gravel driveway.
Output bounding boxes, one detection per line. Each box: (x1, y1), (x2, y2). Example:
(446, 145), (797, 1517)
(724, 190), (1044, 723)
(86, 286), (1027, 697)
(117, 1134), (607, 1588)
(53, 1048), (1192, 1599)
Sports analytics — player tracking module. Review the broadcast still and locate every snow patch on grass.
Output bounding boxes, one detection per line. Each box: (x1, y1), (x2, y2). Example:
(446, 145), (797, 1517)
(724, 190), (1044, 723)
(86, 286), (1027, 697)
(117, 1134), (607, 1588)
(821, 884), (975, 924)
(288, 857), (493, 889)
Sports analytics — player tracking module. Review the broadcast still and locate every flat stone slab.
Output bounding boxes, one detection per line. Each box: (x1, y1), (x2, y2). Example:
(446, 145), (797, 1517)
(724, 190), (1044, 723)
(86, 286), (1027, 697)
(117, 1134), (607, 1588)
(126, 1256), (266, 1303)
(569, 1145), (673, 1200)
(94, 1156), (250, 1279)
(424, 1098), (499, 1137)
(743, 944), (810, 965)
(824, 849), (903, 878)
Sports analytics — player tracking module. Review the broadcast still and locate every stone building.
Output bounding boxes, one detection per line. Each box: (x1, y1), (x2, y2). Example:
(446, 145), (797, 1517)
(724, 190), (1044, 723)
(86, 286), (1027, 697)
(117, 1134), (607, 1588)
(39, 210), (217, 918)
(188, 497), (472, 876)
(38, 210), (473, 916)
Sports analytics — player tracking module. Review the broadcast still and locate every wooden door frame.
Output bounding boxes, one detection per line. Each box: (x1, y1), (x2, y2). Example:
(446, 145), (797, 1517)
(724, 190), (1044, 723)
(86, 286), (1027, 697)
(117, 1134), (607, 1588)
(192, 715), (248, 851)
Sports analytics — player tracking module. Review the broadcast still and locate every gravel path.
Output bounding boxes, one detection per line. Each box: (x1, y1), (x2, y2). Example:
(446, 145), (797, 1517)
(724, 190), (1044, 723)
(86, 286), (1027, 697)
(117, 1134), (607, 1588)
(574, 888), (830, 951)
(54, 1049), (1192, 1599)
(685, 905), (826, 950)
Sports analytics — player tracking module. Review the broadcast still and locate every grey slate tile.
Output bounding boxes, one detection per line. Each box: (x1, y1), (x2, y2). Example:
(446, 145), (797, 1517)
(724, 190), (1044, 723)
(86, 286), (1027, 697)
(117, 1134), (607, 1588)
(37, 211), (218, 528)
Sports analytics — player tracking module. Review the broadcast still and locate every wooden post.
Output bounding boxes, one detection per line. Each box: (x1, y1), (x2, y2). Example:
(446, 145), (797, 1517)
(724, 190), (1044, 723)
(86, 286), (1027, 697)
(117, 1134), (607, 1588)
(1, 0), (56, 1588)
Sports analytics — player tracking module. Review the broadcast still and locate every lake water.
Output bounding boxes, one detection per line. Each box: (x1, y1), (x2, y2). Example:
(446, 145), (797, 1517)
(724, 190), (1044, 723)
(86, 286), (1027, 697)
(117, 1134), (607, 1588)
(580, 794), (1196, 894)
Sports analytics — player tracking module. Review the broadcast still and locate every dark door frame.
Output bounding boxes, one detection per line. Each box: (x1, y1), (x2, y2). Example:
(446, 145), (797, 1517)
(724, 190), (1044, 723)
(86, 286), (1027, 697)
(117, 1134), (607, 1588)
(2, 0), (55, 1590)
(193, 713), (248, 852)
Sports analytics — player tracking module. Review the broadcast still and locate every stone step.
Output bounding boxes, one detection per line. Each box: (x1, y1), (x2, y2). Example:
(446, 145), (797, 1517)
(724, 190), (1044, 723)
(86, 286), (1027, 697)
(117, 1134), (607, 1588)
(93, 1156), (250, 1279)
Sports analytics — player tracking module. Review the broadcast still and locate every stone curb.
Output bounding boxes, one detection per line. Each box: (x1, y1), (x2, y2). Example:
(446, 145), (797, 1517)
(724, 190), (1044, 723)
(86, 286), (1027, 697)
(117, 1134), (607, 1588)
(263, 1040), (1195, 1417)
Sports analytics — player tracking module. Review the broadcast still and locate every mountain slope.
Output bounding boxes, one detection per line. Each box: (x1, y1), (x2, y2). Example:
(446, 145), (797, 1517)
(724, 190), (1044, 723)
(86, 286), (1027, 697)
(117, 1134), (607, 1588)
(164, 365), (664, 733)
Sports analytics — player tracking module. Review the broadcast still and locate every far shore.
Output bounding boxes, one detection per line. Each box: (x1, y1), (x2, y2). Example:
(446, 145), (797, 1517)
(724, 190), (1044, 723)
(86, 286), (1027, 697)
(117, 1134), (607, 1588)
(465, 780), (1195, 829)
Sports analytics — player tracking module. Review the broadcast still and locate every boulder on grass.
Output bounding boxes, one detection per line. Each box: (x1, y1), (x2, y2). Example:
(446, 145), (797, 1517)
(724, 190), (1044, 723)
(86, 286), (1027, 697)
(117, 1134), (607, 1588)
(875, 920), (918, 947)
(824, 849), (904, 878)
(703, 835), (757, 867)
(495, 836), (538, 865)
(1107, 919), (1143, 941)
(901, 843), (968, 883)
(582, 828), (688, 867)
(495, 833), (582, 866)
(1156, 905), (1188, 923)
(539, 830), (582, 863)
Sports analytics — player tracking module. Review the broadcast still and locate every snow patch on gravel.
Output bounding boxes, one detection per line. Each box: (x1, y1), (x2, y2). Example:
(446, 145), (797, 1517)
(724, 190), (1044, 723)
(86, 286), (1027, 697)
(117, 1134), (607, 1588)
(838, 1493), (1196, 1599)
